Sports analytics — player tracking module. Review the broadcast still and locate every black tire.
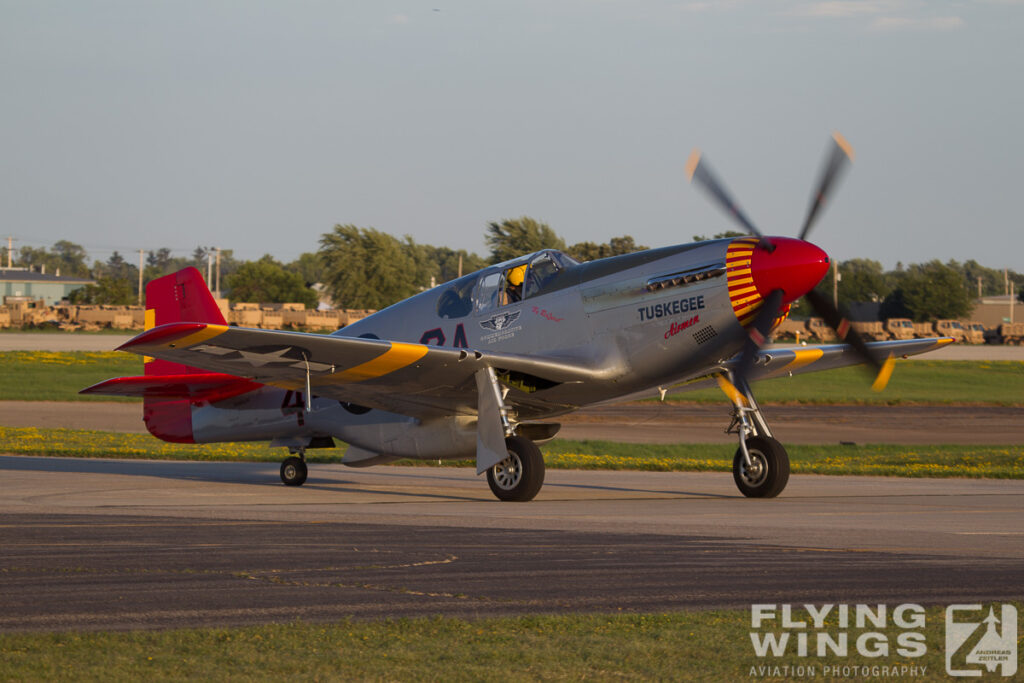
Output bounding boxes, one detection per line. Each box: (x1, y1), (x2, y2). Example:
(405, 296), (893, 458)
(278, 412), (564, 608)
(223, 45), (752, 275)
(280, 456), (308, 486)
(486, 436), (545, 502)
(732, 436), (789, 498)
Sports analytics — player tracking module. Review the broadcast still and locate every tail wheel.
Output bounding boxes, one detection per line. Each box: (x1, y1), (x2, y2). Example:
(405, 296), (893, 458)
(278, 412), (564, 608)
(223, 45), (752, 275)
(486, 436), (545, 502)
(733, 436), (789, 498)
(281, 456), (308, 486)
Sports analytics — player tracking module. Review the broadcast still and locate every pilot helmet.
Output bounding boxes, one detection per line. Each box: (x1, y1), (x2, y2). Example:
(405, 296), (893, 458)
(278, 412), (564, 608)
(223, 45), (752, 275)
(507, 265), (526, 287)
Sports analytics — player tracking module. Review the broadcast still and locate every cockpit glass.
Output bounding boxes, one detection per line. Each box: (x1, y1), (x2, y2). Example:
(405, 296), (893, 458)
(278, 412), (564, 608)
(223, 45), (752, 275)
(524, 250), (575, 299)
(474, 271), (504, 314)
(435, 273), (476, 319)
(468, 250), (578, 315)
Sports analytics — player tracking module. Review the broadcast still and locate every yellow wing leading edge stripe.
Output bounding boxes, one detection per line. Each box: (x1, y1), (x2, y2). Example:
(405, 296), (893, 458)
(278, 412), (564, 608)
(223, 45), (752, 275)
(167, 324), (230, 349)
(329, 342), (429, 383)
(782, 348), (825, 373)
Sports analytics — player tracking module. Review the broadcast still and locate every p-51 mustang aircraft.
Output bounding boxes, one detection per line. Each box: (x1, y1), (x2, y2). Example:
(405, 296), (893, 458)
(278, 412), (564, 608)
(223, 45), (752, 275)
(84, 134), (951, 500)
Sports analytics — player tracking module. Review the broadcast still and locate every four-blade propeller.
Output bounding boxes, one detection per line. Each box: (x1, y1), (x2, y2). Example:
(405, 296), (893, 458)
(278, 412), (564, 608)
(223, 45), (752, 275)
(687, 133), (894, 391)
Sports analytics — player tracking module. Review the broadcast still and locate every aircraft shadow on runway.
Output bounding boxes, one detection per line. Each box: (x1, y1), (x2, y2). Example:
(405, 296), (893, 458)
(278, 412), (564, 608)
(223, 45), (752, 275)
(1, 454), (737, 501)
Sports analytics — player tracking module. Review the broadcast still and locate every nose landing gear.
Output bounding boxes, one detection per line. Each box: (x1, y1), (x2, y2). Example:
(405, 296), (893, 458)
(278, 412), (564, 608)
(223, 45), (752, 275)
(719, 372), (790, 498)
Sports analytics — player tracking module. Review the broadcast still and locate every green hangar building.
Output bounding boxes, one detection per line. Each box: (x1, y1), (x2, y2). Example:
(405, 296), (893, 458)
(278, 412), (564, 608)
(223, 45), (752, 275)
(0, 269), (94, 306)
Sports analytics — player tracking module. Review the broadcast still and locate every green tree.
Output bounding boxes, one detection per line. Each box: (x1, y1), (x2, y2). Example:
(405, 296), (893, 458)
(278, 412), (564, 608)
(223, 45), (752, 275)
(287, 252), (327, 287)
(402, 237), (437, 291)
(17, 240), (89, 277)
(319, 225), (420, 309)
(882, 260), (972, 321)
(810, 258), (890, 311)
(433, 246), (486, 283)
(691, 230), (746, 242)
(225, 255), (318, 308)
(17, 246), (52, 270)
(51, 240), (89, 276)
(566, 235), (648, 262)
(956, 259), (1003, 298)
(142, 247), (240, 289)
(104, 251), (134, 280)
(485, 217), (565, 264)
(192, 246), (210, 268)
(147, 247), (174, 271)
(68, 277), (135, 305)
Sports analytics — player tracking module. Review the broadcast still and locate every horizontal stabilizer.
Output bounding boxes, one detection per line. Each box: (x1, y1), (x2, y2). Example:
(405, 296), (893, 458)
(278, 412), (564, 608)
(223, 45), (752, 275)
(80, 373), (262, 402)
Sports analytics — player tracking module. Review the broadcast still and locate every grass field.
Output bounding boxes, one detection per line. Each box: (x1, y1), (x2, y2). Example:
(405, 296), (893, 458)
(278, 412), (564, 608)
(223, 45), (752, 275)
(2, 351), (141, 402)
(3, 427), (1021, 478)
(661, 360), (1024, 405)
(0, 606), (1000, 681)
(3, 351), (1021, 405)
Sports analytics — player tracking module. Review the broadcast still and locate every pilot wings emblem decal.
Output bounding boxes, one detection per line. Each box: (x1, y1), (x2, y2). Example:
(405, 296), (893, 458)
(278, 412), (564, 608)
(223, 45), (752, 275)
(479, 311), (521, 331)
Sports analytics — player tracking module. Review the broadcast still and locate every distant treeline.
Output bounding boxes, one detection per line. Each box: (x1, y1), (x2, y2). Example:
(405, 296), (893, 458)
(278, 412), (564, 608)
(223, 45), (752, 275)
(14, 222), (1024, 318)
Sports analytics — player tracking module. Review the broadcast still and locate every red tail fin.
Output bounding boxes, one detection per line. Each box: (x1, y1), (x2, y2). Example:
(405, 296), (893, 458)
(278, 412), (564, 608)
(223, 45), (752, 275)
(144, 267), (227, 378)
(141, 267), (227, 443)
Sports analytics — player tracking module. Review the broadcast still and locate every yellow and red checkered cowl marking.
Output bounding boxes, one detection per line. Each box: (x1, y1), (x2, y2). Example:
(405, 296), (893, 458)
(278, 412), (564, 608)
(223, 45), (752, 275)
(726, 239), (793, 331)
(726, 238), (762, 326)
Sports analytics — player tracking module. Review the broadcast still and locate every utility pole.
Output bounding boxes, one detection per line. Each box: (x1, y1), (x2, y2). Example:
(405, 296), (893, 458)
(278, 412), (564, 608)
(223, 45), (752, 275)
(1005, 268), (1009, 296)
(832, 260), (840, 309)
(207, 251), (213, 288)
(1011, 282), (1016, 324)
(458, 253), (463, 278)
(138, 249), (144, 306)
(6, 236), (13, 268)
(215, 247), (221, 298)
(977, 276), (983, 298)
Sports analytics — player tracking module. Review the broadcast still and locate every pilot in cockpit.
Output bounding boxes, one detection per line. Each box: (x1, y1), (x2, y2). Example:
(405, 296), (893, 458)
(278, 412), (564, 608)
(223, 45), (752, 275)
(503, 265), (526, 305)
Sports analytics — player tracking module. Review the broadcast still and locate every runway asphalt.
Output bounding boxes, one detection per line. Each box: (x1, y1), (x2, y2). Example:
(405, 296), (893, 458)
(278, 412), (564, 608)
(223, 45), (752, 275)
(2, 334), (1021, 631)
(2, 455), (1022, 631)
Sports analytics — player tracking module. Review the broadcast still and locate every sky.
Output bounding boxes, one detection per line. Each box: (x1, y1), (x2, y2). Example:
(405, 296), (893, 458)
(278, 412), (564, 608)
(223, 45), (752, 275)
(2, 1), (1023, 270)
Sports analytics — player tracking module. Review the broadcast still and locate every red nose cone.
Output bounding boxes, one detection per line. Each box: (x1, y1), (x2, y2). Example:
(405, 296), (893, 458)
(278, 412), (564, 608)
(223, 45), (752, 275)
(748, 236), (830, 304)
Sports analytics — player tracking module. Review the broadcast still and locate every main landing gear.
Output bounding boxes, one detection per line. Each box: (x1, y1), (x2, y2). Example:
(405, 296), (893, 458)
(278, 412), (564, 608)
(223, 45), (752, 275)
(722, 373), (790, 498)
(486, 435), (545, 502)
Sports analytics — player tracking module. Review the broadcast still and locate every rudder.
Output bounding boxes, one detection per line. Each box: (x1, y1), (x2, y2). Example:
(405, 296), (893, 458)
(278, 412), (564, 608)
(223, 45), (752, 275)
(142, 267), (226, 443)
(144, 267), (226, 378)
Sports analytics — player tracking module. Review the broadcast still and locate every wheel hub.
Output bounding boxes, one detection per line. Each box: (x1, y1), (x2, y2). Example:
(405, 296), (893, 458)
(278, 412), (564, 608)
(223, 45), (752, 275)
(740, 452), (768, 487)
(491, 453), (523, 490)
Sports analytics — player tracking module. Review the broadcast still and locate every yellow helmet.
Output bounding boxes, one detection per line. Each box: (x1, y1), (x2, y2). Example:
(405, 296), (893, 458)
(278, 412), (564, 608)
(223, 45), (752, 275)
(507, 265), (526, 286)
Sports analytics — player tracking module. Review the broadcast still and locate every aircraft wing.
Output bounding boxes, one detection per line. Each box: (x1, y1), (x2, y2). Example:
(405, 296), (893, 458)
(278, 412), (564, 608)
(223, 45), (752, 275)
(112, 323), (610, 418)
(657, 337), (955, 398)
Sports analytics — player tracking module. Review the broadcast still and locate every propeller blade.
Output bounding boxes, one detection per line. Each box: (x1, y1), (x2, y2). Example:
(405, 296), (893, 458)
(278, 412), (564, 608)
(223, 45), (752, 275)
(871, 353), (896, 393)
(686, 149), (773, 250)
(804, 288), (893, 390)
(798, 132), (854, 241)
(735, 288), (785, 383)
(716, 374), (748, 408)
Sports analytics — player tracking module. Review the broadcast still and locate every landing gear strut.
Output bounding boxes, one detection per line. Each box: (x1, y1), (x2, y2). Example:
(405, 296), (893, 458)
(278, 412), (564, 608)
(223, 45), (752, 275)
(721, 373), (790, 498)
(281, 451), (308, 486)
